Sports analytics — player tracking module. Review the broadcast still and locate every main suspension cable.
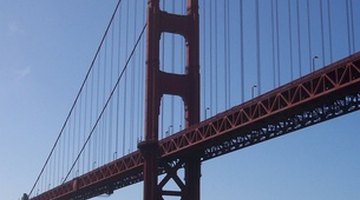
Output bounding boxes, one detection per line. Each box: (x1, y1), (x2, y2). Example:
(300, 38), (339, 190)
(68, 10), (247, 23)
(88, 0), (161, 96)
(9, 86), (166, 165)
(63, 24), (147, 183)
(28, 1), (124, 196)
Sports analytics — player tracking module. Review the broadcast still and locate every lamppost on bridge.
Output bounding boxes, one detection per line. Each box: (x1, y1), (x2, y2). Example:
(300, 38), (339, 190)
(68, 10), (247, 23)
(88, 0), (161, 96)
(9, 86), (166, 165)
(312, 55), (319, 72)
(251, 84), (257, 99)
(113, 151), (117, 160)
(204, 107), (210, 119)
(166, 125), (173, 136)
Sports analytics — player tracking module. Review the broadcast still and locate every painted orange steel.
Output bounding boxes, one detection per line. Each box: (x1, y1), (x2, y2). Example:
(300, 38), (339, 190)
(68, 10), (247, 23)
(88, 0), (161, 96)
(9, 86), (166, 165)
(140, 0), (200, 199)
(30, 52), (360, 200)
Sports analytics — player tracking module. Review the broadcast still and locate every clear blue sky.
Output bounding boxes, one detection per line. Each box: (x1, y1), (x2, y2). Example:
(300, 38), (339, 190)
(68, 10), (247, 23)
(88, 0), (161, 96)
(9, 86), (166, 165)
(0, 0), (359, 200)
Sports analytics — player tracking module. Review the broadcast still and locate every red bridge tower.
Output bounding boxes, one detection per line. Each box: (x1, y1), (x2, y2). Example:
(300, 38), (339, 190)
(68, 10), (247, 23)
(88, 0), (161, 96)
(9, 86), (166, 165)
(138, 0), (200, 199)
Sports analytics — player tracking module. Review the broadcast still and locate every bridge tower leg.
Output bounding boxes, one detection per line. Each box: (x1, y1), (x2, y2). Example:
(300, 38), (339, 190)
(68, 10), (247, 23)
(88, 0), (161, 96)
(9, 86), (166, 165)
(138, 0), (200, 200)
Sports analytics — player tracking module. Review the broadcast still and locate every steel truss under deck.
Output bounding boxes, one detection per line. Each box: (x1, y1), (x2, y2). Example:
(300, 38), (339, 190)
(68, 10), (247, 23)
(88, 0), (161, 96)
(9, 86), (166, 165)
(31, 52), (360, 200)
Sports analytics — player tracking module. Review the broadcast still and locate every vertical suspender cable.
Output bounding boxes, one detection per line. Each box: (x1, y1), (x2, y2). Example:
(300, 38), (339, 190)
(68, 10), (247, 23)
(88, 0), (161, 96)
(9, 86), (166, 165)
(48, 134), (51, 190)
(54, 142), (57, 185)
(130, 1), (137, 151)
(80, 87), (85, 172)
(226, 0), (231, 106)
(102, 37), (107, 165)
(209, 0), (213, 116)
(28, 0), (124, 195)
(214, 0), (218, 112)
(59, 130), (67, 182)
(115, 6), (122, 158)
(320, 0), (325, 66)
(62, 115), (66, 179)
(110, 18), (115, 160)
(55, 140), (57, 184)
(141, 0), (145, 139)
(43, 170), (46, 192)
(239, 0), (244, 102)
(271, 0), (276, 87)
(349, 0), (355, 53)
(140, 1), (145, 141)
(109, 23), (114, 160)
(256, 0), (261, 95)
(306, 0), (312, 71)
(98, 42), (103, 165)
(51, 132), (55, 186)
(326, 0), (333, 62)
(57, 137), (61, 183)
(133, 1), (138, 148)
(288, 0), (294, 80)
(345, 0), (351, 55)
(224, 0), (228, 108)
(59, 138), (62, 183)
(171, 1), (175, 134)
(50, 149), (53, 190)
(202, 0), (207, 118)
(98, 46), (103, 166)
(122, 0), (129, 155)
(135, 1), (142, 143)
(89, 67), (93, 168)
(44, 141), (48, 191)
(73, 103), (77, 173)
(95, 55), (100, 166)
(53, 145), (57, 185)
(160, 0), (165, 138)
(54, 133), (61, 186)
(296, 0), (302, 76)
(83, 77), (88, 172)
(56, 138), (60, 183)
(226, 0), (231, 107)
(78, 96), (83, 173)
(275, 0), (280, 86)
(100, 35), (108, 166)
(68, 116), (72, 172)
(74, 97), (82, 171)
(48, 152), (51, 190)
(140, 2), (145, 140)
(63, 23), (147, 183)
(102, 40), (107, 164)
(104, 36), (109, 162)
(135, 21), (140, 142)
(57, 136), (65, 184)
(59, 137), (63, 183)
(93, 62), (98, 167)
(180, 1), (185, 130)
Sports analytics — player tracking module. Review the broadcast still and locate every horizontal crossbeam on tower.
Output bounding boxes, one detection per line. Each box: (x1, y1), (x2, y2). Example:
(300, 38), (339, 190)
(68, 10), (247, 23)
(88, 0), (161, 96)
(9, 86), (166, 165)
(30, 51), (360, 200)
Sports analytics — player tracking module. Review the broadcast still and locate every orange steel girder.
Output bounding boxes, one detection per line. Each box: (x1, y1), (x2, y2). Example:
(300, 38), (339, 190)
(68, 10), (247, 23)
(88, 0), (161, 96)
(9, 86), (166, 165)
(29, 52), (360, 200)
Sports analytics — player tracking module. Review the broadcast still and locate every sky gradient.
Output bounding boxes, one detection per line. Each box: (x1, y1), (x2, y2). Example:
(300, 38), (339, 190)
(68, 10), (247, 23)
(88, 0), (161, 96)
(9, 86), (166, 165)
(0, 0), (359, 199)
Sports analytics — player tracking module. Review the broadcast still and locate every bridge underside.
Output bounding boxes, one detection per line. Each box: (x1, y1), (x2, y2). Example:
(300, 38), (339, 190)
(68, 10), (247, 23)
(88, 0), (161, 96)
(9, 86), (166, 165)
(30, 52), (360, 200)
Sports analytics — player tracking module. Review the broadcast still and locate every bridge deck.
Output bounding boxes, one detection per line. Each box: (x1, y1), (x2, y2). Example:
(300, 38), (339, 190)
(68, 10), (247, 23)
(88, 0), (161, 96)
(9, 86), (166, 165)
(31, 51), (360, 200)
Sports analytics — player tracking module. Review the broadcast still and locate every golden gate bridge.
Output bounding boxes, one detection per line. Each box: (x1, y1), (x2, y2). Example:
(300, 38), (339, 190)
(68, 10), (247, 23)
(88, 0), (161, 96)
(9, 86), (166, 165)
(23, 0), (359, 199)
